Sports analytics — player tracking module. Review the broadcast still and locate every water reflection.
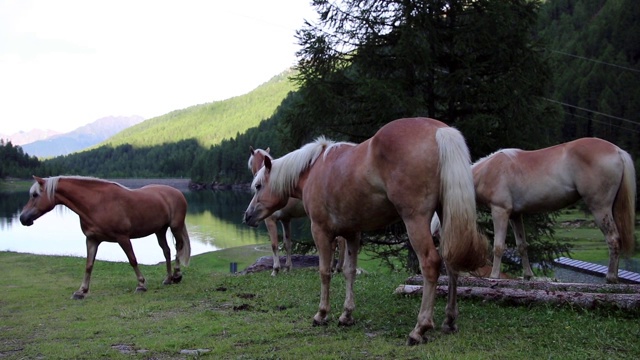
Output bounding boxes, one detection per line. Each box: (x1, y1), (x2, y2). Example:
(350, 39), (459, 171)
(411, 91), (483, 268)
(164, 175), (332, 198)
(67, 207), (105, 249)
(0, 189), (310, 264)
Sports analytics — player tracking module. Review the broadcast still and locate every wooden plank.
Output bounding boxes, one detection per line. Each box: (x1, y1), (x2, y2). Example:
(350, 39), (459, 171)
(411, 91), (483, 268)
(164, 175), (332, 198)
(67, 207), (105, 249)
(554, 257), (640, 284)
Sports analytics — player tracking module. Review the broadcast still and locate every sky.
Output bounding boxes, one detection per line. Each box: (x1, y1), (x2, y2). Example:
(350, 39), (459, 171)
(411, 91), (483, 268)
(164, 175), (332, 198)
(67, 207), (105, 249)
(0, 0), (317, 134)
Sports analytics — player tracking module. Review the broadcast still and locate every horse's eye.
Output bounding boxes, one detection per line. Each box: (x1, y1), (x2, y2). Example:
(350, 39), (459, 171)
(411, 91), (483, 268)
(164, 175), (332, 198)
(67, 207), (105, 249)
(32, 193), (39, 199)
(255, 183), (262, 191)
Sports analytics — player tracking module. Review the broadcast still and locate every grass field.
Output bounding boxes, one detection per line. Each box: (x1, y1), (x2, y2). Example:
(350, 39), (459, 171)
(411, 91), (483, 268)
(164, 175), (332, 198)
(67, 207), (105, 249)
(1, 243), (639, 359)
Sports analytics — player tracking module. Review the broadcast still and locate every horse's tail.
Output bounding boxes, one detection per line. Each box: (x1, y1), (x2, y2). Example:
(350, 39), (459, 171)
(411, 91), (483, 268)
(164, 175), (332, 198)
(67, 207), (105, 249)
(175, 226), (191, 267)
(614, 149), (636, 256)
(436, 127), (488, 272)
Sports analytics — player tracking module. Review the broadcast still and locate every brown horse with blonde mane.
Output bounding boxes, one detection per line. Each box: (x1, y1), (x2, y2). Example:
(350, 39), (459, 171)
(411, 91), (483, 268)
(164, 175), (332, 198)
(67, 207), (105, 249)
(248, 147), (345, 276)
(472, 138), (636, 283)
(244, 117), (488, 345)
(20, 176), (191, 299)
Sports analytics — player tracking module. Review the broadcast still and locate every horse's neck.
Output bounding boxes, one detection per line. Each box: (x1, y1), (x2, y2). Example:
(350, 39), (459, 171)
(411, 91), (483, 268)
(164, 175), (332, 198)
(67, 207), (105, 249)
(55, 179), (106, 217)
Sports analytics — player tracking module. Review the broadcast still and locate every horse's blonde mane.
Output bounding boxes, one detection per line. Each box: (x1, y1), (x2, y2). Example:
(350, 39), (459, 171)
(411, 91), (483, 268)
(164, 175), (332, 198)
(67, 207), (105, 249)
(472, 148), (520, 169)
(31, 175), (123, 198)
(252, 136), (341, 198)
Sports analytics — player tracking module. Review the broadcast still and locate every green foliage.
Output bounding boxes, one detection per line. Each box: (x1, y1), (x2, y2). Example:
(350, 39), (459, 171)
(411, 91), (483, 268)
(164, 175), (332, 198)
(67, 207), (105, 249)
(0, 139), (47, 179)
(537, 0), (640, 158)
(288, 0), (561, 157)
(42, 140), (201, 178)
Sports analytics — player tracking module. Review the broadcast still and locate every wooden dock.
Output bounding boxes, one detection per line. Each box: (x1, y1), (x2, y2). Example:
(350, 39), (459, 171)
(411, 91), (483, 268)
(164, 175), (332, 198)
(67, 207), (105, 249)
(554, 257), (640, 284)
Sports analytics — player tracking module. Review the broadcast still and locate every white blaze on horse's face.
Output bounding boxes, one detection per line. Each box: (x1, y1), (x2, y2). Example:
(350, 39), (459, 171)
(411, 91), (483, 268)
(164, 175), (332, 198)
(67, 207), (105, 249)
(243, 162), (287, 227)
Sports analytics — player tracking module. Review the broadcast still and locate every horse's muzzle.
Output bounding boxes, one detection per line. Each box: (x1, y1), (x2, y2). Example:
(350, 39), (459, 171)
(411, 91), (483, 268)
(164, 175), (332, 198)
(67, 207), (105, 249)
(19, 214), (34, 226)
(243, 211), (260, 228)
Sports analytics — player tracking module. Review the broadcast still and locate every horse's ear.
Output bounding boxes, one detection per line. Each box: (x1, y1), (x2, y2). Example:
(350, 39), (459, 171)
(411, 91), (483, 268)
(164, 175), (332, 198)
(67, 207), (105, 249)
(33, 175), (44, 185)
(250, 146), (255, 155)
(266, 147), (270, 154)
(264, 156), (272, 172)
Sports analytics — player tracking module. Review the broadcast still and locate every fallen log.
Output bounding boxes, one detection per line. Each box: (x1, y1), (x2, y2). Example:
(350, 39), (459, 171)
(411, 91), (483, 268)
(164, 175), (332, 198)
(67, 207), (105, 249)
(404, 275), (640, 294)
(394, 284), (640, 311)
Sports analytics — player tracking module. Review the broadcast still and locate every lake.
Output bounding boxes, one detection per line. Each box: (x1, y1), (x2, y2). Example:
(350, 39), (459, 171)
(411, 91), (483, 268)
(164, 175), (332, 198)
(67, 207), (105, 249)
(0, 189), (311, 265)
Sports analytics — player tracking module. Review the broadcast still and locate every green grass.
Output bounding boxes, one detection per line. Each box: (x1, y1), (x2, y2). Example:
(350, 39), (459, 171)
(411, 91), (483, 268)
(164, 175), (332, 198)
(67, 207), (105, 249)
(1, 246), (639, 359)
(0, 179), (31, 192)
(551, 208), (640, 265)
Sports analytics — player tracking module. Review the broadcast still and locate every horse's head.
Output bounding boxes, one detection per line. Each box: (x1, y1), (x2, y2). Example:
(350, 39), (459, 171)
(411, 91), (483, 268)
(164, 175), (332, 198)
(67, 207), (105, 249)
(19, 176), (56, 226)
(243, 156), (289, 227)
(248, 146), (271, 176)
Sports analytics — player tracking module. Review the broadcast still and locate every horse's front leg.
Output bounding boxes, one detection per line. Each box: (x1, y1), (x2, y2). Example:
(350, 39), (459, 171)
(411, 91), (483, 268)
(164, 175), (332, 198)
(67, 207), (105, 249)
(442, 263), (459, 333)
(264, 216), (281, 276)
(311, 224), (334, 326)
(490, 207), (510, 279)
(156, 230), (175, 285)
(333, 236), (346, 273)
(510, 215), (534, 280)
(72, 238), (100, 299)
(281, 219), (293, 272)
(118, 237), (146, 293)
(338, 233), (360, 326)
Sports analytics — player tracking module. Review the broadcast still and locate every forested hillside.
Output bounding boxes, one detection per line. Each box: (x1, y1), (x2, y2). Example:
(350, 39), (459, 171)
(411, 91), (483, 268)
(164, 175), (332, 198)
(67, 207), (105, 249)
(101, 71), (296, 148)
(537, 0), (640, 158)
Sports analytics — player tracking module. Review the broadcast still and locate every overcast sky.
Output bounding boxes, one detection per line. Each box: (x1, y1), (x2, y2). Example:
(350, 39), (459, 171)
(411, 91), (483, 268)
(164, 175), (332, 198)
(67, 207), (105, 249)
(0, 0), (317, 134)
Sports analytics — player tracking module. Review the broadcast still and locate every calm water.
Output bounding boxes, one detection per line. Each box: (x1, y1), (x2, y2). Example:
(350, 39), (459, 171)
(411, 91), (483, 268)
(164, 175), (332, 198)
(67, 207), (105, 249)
(0, 190), (310, 264)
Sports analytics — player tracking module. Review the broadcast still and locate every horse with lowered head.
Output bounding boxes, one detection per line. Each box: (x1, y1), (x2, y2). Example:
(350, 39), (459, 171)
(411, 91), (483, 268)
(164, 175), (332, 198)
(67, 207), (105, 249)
(248, 147), (345, 276)
(472, 138), (636, 283)
(244, 117), (488, 345)
(20, 176), (191, 299)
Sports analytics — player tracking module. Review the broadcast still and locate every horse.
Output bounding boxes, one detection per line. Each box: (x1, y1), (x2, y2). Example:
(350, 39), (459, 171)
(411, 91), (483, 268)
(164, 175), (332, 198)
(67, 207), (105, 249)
(244, 117), (488, 345)
(472, 138), (636, 283)
(248, 146), (345, 276)
(19, 175), (191, 299)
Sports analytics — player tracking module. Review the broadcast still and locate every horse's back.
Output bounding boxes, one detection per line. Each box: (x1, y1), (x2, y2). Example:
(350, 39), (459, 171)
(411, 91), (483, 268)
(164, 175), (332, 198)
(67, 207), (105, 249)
(474, 137), (627, 213)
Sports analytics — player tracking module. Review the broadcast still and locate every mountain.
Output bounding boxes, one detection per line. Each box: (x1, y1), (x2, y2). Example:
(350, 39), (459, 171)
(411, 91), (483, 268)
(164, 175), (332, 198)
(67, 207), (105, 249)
(21, 115), (144, 158)
(1, 129), (61, 146)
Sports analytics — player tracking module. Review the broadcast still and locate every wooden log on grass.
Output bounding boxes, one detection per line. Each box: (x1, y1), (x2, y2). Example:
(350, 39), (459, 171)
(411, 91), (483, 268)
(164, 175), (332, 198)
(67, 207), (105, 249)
(394, 284), (640, 311)
(404, 275), (640, 294)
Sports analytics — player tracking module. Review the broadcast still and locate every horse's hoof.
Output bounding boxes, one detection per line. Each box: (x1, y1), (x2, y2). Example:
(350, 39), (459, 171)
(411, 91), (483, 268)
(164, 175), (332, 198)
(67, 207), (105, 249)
(338, 317), (355, 327)
(172, 274), (183, 283)
(163, 278), (173, 285)
(441, 324), (458, 334)
(71, 293), (86, 300)
(406, 335), (425, 346)
(135, 287), (147, 293)
(312, 318), (328, 327)
(270, 270), (278, 277)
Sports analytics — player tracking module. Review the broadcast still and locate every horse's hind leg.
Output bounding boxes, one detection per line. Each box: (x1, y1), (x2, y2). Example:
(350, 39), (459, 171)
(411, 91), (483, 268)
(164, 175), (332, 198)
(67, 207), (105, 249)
(510, 215), (534, 280)
(442, 263), (459, 334)
(264, 216), (281, 276)
(156, 231), (175, 285)
(404, 216), (441, 345)
(118, 237), (147, 292)
(72, 238), (100, 299)
(338, 233), (360, 327)
(591, 207), (621, 283)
